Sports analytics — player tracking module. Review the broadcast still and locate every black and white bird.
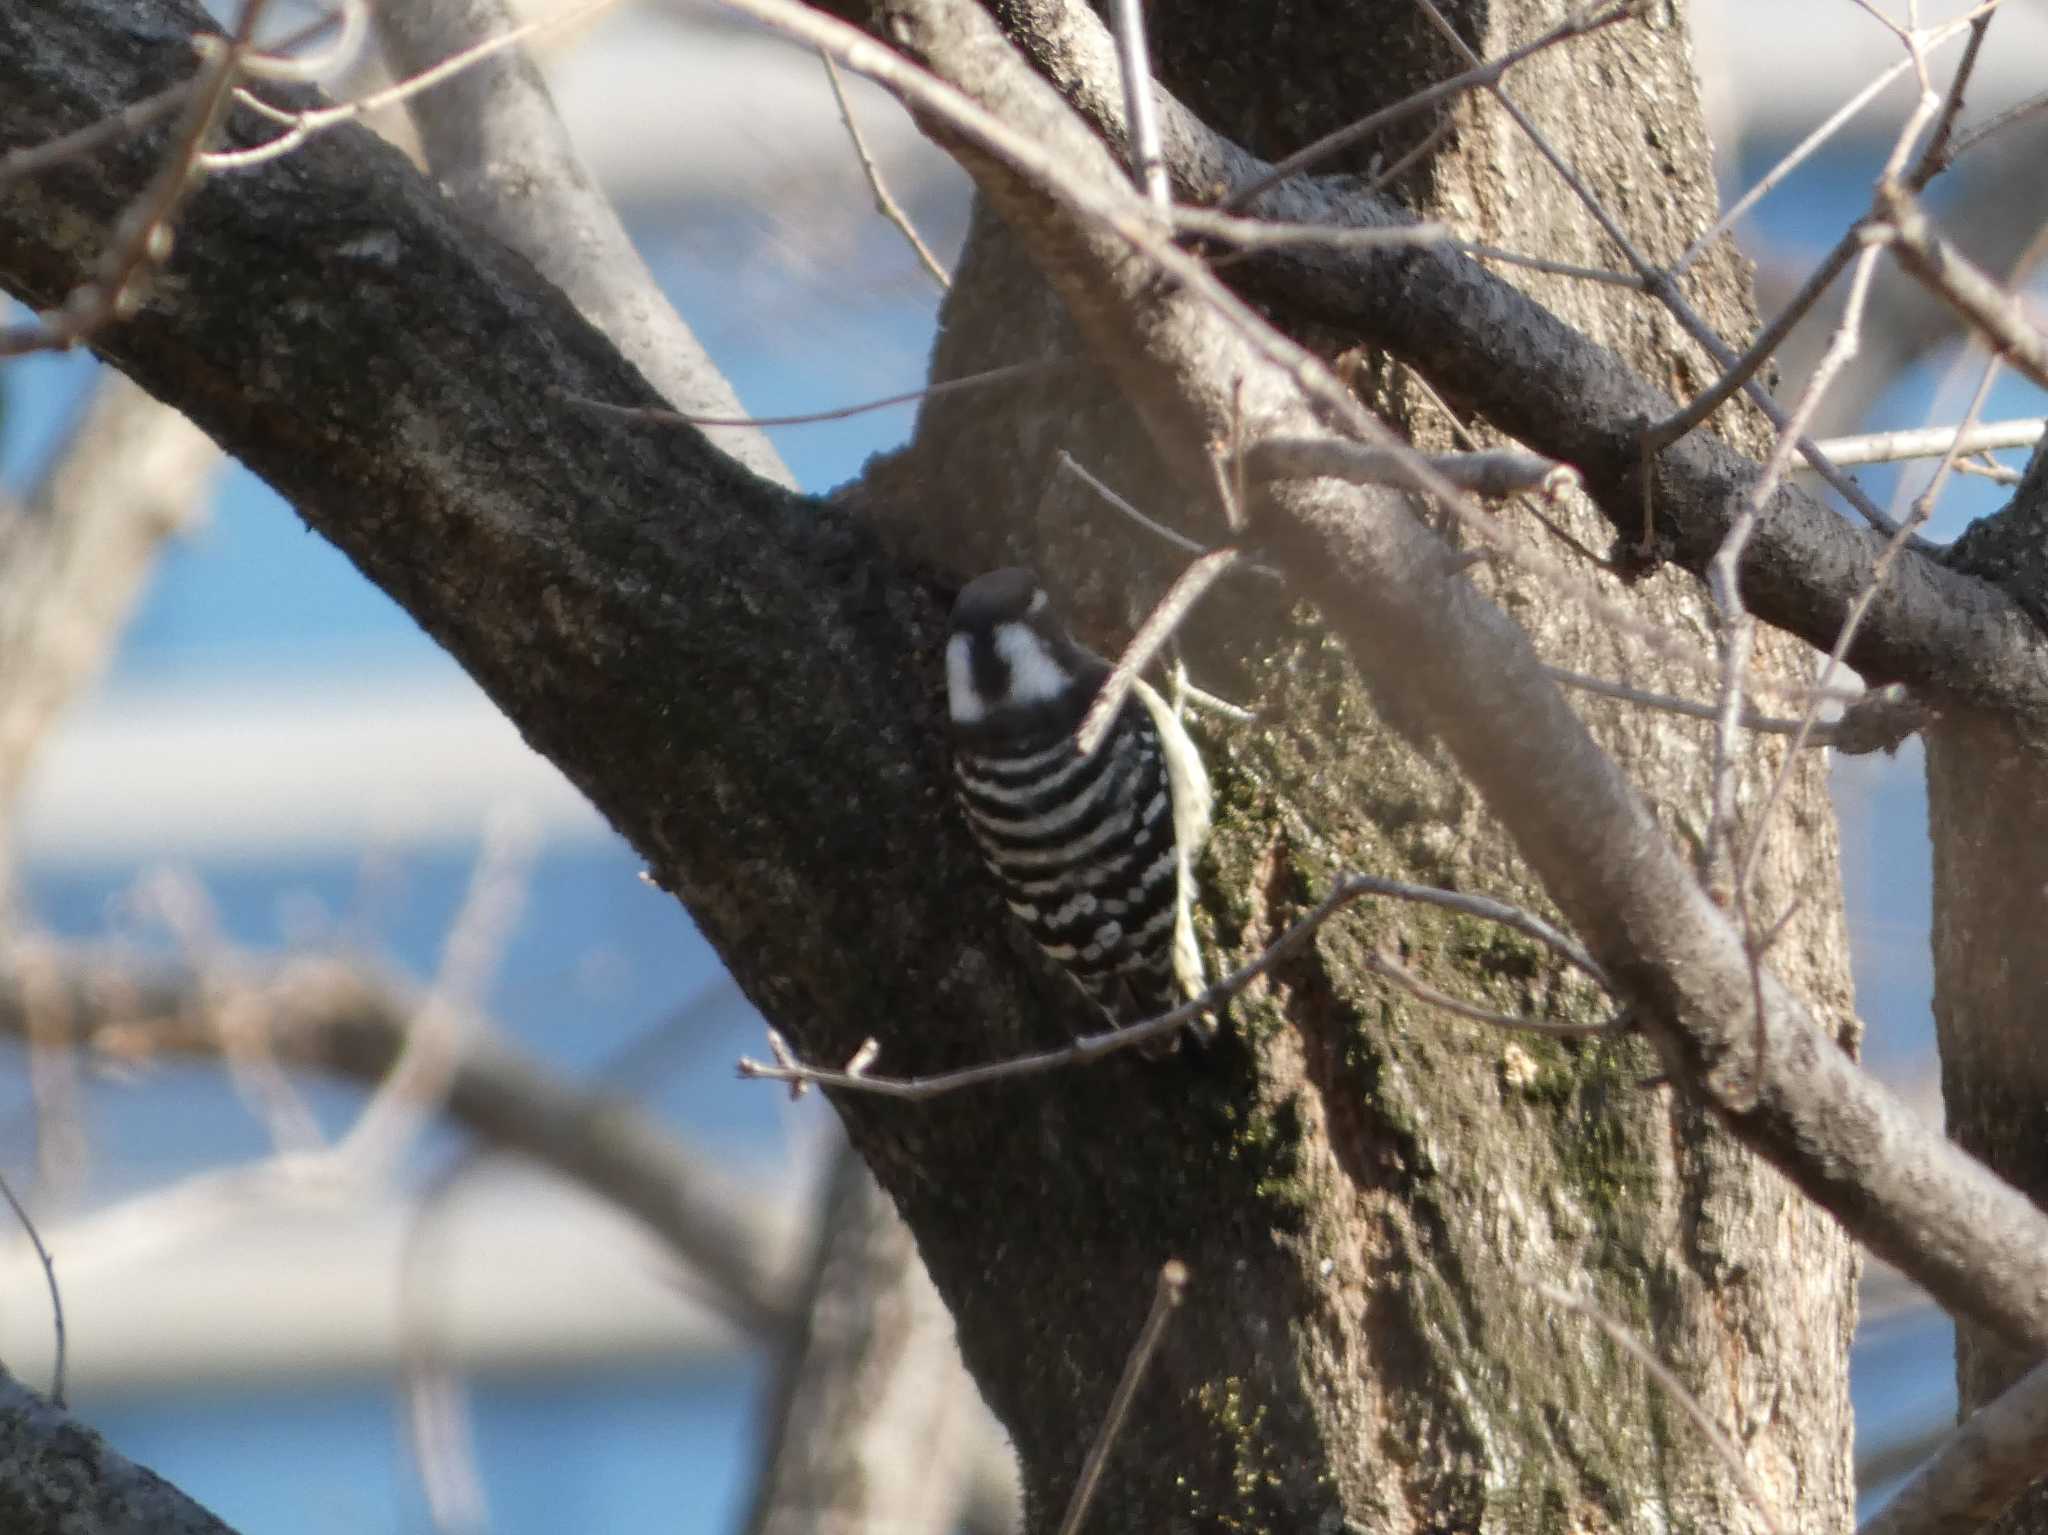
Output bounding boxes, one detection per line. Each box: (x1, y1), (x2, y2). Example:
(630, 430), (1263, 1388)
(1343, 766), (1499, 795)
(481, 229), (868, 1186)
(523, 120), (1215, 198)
(945, 568), (1213, 1047)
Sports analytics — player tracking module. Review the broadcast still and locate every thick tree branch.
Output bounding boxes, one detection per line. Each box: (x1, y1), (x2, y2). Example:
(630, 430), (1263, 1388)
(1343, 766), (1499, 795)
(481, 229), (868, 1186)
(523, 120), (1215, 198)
(0, 956), (795, 1337)
(0, 1369), (240, 1535)
(865, 0), (2048, 1352)
(371, 0), (792, 487)
(0, 14), (1321, 1528)
(973, 0), (2048, 724)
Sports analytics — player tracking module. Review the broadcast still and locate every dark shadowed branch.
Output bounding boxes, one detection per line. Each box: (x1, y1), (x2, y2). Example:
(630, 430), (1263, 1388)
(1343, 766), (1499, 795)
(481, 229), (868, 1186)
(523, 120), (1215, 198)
(0, 1369), (241, 1535)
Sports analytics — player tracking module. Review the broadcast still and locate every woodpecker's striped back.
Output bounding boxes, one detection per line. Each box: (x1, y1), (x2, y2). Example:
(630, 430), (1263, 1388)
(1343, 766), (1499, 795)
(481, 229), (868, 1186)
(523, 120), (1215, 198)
(946, 569), (1210, 1037)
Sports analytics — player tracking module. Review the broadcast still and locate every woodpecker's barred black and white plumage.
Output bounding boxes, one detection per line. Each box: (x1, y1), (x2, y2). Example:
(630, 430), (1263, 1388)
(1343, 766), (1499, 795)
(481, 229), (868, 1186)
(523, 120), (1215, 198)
(946, 568), (1212, 1044)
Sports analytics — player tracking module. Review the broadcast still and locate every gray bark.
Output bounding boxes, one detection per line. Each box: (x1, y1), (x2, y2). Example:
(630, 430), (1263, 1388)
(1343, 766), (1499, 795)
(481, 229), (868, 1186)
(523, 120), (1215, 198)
(0, 1370), (240, 1535)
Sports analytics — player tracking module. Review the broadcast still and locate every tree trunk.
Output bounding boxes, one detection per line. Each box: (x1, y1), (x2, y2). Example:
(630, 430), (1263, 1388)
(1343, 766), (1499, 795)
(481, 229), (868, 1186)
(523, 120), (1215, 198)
(860, 2), (1858, 1530)
(1932, 442), (2048, 1531)
(0, 1), (1864, 1530)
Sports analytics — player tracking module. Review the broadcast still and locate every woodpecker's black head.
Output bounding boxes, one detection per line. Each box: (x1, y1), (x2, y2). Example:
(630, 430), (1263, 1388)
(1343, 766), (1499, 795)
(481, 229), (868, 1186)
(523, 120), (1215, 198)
(946, 568), (1101, 739)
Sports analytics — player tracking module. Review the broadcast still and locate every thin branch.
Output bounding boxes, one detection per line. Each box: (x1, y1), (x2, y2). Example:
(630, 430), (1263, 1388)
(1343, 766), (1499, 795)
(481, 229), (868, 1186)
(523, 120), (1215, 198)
(738, 869), (1611, 1099)
(1106, 0), (1168, 208)
(397, 1154), (491, 1535)
(0, 83), (188, 190)
(1173, 207), (1450, 251)
(563, 357), (1061, 429)
(1947, 86), (2048, 163)
(0, 1171), (65, 1408)
(1366, 946), (1622, 1039)
(205, 0), (624, 171)
(0, 374), (223, 840)
(1542, 667), (1922, 753)
(1457, 241), (1645, 288)
(0, 956), (796, 1338)
(1248, 438), (1579, 500)
(1218, 0), (1641, 210)
(1405, 0), (1924, 538)
(1877, 180), (2048, 392)
(1650, 10), (1991, 454)
(236, 0), (366, 82)
(1075, 547), (1239, 756)
(0, 0), (275, 357)
(0, 5), (344, 191)
(822, 53), (952, 288)
(1053, 1260), (1187, 1535)
(1810, 416), (2042, 468)
(1738, 357), (2001, 901)
(1700, 237), (1887, 880)
(1671, 45), (1923, 279)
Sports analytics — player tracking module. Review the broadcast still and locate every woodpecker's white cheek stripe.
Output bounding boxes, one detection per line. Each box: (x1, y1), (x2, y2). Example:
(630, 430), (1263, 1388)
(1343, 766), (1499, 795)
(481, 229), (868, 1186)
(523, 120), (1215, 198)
(946, 634), (985, 724)
(993, 624), (1071, 708)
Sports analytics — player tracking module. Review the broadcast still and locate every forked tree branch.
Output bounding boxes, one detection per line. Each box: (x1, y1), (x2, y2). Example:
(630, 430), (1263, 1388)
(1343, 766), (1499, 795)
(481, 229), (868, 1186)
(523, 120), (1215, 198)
(967, 0), (2048, 724)
(853, 0), (2048, 1351)
(0, 957), (795, 1337)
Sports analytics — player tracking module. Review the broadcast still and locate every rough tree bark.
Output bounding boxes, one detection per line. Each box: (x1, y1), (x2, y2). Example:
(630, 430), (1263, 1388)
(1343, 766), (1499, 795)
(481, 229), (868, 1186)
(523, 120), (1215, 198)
(1, 0), (1977, 1531)
(858, 2), (1856, 1530)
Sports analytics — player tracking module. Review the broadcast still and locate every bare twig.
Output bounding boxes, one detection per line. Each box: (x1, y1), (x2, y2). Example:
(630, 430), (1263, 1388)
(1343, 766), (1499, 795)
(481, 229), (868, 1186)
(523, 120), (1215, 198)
(563, 358), (1061, 430)
(1173, 207), (1449, 251)
(234, 0), (367, 83)
(0, 375), (223, 831)
(1366, 946), (1622, 1039)
(1106, 0), (1168, 208)
(1650, 10), (1991, 458)
(0, 0), (275, 357)
(0, 84), (188, 190)
(205, 0), (624, 172)
(1877, 181), (2048, 392)
(0, 1170), (65, 1408)
(1405, 0), (1931, 539)
(739, 869), (1610, 1099)
(1738, 358), (2000, 902)
(1456, 241), (1645, 288)
(1052, 1260), (1188, 1535)
(1075, 547), (1239, 756)
(0, 5), (345, 191)
(1671, 46), (1922, 279)
(336, 812), (533, 1179)
(1219, 0), (1640, 211)
(397, 1156), (490, 1535)
(1055, 451), (1219, 559)
(1809, 417), (2042, 468)
(1540, 1285), (1787, 1535)
(1248, 438), (1579, 500)
(822, 53), (952, 288)
(1947, 86), (2048, 163)
(1542, 667), (1920, 752)
(1700, 239), (1887, 881)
